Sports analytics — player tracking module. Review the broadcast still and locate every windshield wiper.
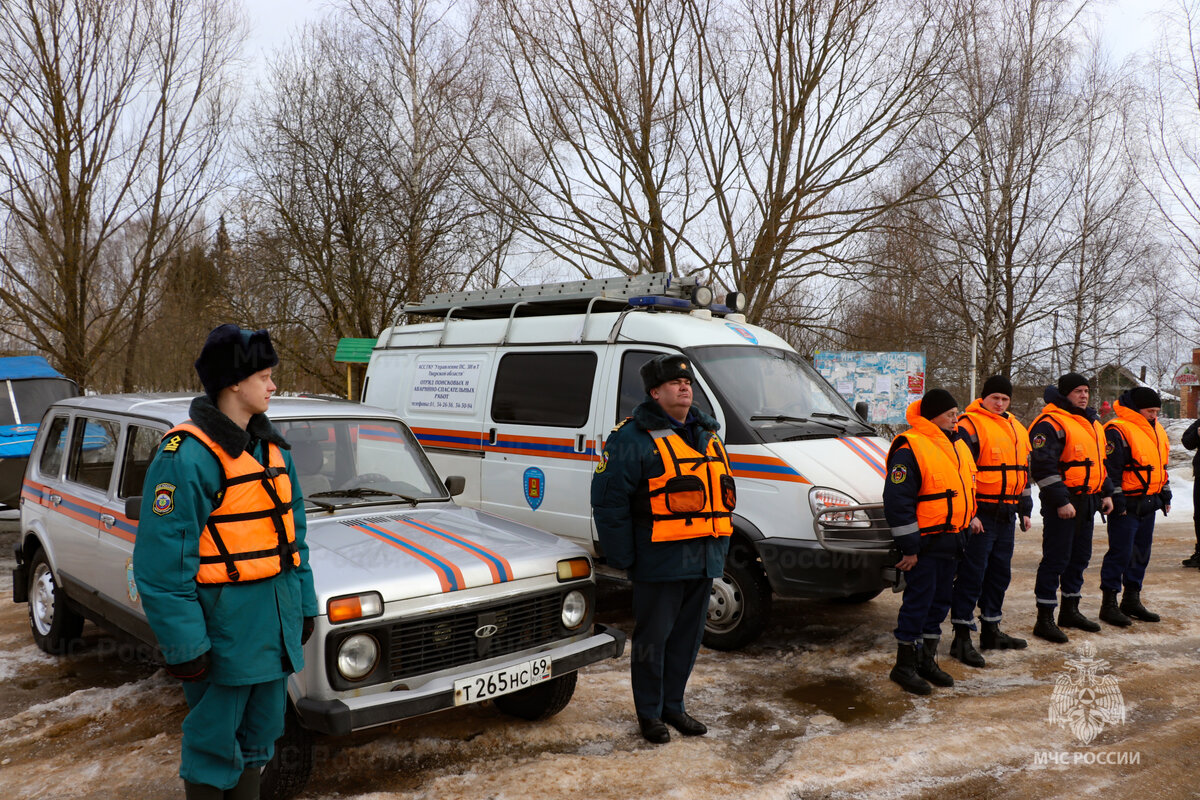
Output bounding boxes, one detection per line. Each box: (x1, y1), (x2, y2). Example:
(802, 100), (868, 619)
(751, 414), (846, 433)
(309, 487), (420, 506)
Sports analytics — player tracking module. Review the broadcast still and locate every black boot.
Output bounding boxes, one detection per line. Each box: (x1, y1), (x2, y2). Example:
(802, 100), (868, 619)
(949, 624), (985, 667)
(1057, 596), (1101, 632)
(916, 638), (954, 687)
(1120, 587), (1161, 622)
(1033, 605), (1069, 643)
(1182, 550), (1200, 568)
(225, 767), (261, 800)
(1099, 589), (1132, 627)
(979, 619), (1027, 650)
(183, 782), (223, 800)
(889, 641), (932, 695)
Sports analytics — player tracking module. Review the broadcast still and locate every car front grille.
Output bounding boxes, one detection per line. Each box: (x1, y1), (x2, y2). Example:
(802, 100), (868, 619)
(387, 591), (563, 680)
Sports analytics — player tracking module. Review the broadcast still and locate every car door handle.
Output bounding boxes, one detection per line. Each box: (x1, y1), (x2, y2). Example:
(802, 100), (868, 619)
(99, 514), (115, 529)
(488, 427), (498, 446)
(575, 434), (586, 453)
(49, 493), (62, 506)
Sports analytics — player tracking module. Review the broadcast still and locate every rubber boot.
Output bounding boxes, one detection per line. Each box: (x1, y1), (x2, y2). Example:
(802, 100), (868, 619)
(183, 782), (223, 800)
(1033, 605), (1069, 643)
(979, 619), (1027, 650)
(1182, 550), (1200, 568)
(1098, 589), (1132, 627)
(1057, 596), (1100, 632)
(889, 641), (932, 696)
(949, 624), (985, 667)
(1120, 587), (1161, 622)
(224, 767), (261, 800)
(916, 638), (954, 687)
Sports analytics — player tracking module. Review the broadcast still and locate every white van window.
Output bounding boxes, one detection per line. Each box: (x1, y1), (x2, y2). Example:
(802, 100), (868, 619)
(491, 352), (596, 427)
(690, 345), (870, 443)
(66, 417), (120, 492)
(617, 351), (715, 423)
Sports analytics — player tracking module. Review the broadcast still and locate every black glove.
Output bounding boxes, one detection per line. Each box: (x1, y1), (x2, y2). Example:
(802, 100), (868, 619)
(301, 616), (315, 645)
(165, 651), (211, 682)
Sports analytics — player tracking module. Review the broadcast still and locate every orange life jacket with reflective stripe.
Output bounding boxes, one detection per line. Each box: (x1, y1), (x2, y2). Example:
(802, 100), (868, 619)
(1030, 404), (1107, 496)
(647, 428), (735, 542)
(167, 422), (298, 583)
(1104, 401), (1169, 497)
(958, 399), (1030, 506)
(894, 403), (978, 535)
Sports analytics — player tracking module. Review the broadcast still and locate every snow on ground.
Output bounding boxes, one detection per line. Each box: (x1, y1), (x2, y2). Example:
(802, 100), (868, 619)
(2, 508), (1200, 798)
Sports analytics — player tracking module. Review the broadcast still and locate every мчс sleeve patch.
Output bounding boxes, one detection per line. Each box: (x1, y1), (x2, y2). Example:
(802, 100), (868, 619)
(152, 483), (176, 516)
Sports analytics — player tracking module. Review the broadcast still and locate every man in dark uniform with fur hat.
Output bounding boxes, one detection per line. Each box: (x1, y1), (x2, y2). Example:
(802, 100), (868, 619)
(135, 325), (319, 799)
(1028, 372), (1113, 643)
(591, 354), (734, 743)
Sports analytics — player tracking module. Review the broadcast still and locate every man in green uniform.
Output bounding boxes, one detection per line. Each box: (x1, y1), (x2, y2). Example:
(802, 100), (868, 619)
(134, 325), (318, 799)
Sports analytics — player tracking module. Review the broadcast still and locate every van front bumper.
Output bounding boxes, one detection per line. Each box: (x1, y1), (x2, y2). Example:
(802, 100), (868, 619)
(294, 623), (625, 736)
(751, 538), (893, 599)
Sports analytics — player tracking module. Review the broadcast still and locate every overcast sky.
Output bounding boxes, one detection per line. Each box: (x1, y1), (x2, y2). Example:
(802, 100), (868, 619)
(238, 0), (1173, 72)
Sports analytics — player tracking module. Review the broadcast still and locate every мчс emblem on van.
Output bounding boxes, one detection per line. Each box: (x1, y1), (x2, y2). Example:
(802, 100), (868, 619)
(523, 467), (545, 510)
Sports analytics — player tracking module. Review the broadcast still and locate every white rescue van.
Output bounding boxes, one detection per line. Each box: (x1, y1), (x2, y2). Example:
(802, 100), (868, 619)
(363, 274), (896, 649)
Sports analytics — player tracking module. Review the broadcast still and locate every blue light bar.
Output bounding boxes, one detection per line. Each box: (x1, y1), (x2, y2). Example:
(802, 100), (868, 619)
(627, 295), (694, 309)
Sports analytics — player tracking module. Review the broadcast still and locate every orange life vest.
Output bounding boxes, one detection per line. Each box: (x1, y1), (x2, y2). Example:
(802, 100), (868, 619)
(892, 402), (978, 535)
(647, 428), (735, 542)
(166, 422), (298, 583)
(1104, 401), (1169, 497)
(958, 399), (1031, 505)
(1030, 404), (1107, 496)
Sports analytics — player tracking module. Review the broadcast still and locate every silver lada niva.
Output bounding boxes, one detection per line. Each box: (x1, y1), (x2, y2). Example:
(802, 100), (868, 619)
(11, 394), (624, 799)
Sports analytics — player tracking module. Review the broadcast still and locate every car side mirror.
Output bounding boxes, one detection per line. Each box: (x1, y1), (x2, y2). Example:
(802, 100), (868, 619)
(444, 476), (465, 497)
(125, 496), (142, 521)
(854, 401), (869, 422)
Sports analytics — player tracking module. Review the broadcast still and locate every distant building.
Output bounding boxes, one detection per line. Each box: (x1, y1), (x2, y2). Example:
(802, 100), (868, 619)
(1095, 363), (1180, 418)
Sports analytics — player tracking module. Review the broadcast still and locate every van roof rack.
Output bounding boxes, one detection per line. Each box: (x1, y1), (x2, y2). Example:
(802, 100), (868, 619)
(404, 273), (718, 319)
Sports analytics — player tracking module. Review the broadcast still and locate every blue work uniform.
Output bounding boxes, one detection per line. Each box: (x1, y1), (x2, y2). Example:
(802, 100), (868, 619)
(1029, 387), (1113, 608)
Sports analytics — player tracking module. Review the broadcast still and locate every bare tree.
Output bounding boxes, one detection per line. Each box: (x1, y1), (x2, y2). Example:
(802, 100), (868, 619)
(240, 1), (497, 395)
(688, 0), (957, 327)
(0, 0), (244, 388)
(480, 0), (704, 276)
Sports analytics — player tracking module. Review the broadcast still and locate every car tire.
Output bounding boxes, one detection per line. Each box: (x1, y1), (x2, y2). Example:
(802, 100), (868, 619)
(492, 670), (578, 721)
(260, 705), (314, 800)
(27, 547), (84, 655)
(703, 544), (771, 651)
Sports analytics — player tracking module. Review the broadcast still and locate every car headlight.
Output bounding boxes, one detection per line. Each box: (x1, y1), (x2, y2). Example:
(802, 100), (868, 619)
(336, 634), (379, 681)
(809, 486), (869, 526)
(561, 590), (588, 630)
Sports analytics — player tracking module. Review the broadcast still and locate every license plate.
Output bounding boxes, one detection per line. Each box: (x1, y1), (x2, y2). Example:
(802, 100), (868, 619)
(453, 656), (552, 705)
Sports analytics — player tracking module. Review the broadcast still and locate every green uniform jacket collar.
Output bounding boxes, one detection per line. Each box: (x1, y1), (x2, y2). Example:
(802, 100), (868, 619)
(189, 395), (290, 458)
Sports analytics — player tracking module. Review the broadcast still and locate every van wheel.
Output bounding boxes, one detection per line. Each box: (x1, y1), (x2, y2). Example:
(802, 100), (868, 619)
(703, 547), (771, 651)
(493, 671), (578, 721)
(28, 548), (84, 655)
(260, 706), (314, 800)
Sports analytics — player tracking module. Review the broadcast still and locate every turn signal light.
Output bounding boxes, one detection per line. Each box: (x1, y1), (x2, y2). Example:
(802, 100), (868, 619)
(327, 591), (383, 623)
(556, 557), (592, 582)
